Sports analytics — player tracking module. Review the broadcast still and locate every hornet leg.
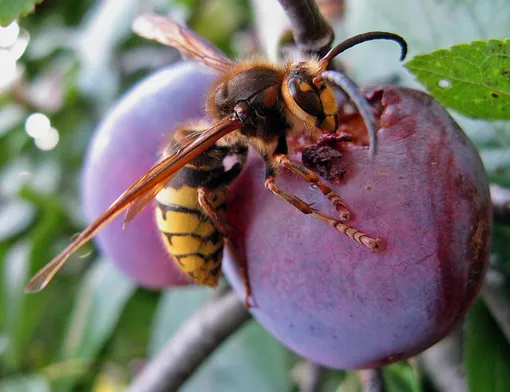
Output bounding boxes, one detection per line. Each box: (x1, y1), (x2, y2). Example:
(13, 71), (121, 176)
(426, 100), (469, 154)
(197, 187), (232, 238)
(264, 175), (379, 250)
(198, 165), (253, 308)
(264, 136), (379, 250)
(273, 153), (350, 220)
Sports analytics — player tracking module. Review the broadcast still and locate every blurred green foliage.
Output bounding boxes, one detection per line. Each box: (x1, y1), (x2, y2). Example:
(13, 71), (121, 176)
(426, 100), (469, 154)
(464, 299), (510, 392)
(0, 0), (509, 391)
(0, 0), (41, 26)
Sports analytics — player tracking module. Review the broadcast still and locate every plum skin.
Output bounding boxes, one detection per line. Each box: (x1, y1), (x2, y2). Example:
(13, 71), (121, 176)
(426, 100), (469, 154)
(223, 85), (491, 369)
(81, 62), (216, 288)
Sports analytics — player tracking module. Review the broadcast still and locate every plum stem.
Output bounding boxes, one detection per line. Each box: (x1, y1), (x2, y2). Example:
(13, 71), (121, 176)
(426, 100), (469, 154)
(359, 368), (386, 392)
(126, 290), (250, 392)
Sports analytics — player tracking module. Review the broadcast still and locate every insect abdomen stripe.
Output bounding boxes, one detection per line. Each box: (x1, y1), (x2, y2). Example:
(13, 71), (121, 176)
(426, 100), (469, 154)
(173, 247), (223, 265)
(158, 203), (205, 220)
(162, 230), (222, 246)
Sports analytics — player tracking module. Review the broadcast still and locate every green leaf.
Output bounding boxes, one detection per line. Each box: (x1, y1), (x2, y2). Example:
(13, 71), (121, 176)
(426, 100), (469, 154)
(464, 299), (510, 392)
(319, 369), (345, 392)
(0, 374), (50, 392)
(149, 286), (211, 357)
(0, 0), (42, 26)
(334, 371), (361, 392)
(181, 321), (290, 392)
(2, 241), (31, 368)
(1, 239), (57, 370)
(383, 362), (422, 392)
(191, 0), (250, 55)
(149, 287), (290, 392)
(103, 289), (159, 366)
(60, 260), (136, 359)
(0, 188), (74, 370)
(405, 39), (510, 120)
(57, 260), (135, 387)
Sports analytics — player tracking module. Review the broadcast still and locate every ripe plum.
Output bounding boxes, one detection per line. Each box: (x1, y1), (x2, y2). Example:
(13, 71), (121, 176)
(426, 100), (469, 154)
(223, 85), (491, 369)
(81, 62), (215, 288)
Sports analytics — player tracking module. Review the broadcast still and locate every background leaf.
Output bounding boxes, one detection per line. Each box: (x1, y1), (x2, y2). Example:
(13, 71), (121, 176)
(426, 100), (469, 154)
(149, 286), (211, 357)
(2, 241), (31, 369)
(102, 289), (159, 370)
(2, 187), (78, 371)
(0, 0), (41, 26)
(57, 259), (136, 388)
(149, 286), (291, 392)
(383, 362), (422, 392)
(0, 374), (51, 392)
(464, 299), (510, 392)
(405, 39), (510, 120)
(334, 371), (361, 392)
(181, 321), (290, 392)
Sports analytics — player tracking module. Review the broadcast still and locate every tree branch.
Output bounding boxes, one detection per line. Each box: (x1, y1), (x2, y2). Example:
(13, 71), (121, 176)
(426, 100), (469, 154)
(359, 368), (386, 392)
(127, 291), (251, 392)
(491, 184), (510, 225)
(276, 0), (334, 56)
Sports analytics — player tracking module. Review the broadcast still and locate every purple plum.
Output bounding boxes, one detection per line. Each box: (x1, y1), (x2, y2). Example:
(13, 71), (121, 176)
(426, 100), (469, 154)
(223, 85), (491, 369)
(81, 62), (215, 288)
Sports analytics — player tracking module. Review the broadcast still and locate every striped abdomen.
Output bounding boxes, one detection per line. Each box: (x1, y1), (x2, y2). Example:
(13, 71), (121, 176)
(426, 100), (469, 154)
(154, 182), (226, 287)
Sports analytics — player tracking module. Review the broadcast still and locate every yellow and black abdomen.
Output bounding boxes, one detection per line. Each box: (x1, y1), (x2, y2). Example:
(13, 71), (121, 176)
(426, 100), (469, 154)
(153, 124), (246, 288)
(154, 180), (226, 287)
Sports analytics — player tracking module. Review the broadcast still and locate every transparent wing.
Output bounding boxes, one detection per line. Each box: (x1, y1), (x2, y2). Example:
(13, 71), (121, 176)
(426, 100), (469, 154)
(132, 13), (235, 72)
(24, 116), (241, 293)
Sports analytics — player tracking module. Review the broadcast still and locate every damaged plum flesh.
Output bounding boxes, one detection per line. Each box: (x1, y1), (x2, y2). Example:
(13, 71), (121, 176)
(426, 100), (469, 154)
(223, 86), (491, 369)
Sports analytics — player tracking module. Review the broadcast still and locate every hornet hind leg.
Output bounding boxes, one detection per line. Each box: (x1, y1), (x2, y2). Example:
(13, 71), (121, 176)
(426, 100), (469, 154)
(273, 153), (350, 220)
(271, 135), (351, 220)
(264, 175), (379, 250)
(264, 135), (380, 251)
(198, 159), (254, 308)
